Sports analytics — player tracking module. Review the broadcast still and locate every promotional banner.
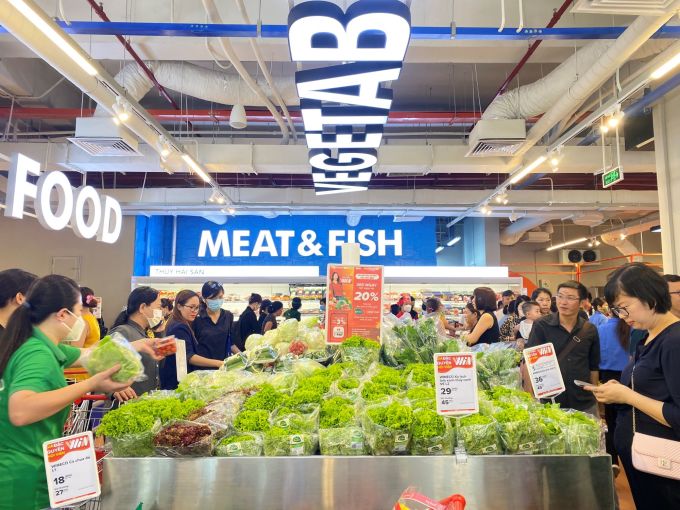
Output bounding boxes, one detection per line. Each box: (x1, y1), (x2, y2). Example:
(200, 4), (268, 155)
(134, 215), (436, 275)
(326, 264), (383, 344)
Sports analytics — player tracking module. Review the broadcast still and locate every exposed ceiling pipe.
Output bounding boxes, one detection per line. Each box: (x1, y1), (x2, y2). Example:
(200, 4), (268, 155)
(92, 62), (298, 117)
(84, 0), (181, 111)
(500, 215), (556, 246)
(508, 5), (680, 164)
(492, 0), (575, 99)
(200, 0), (290, 144)
(233, 0), (297, 141)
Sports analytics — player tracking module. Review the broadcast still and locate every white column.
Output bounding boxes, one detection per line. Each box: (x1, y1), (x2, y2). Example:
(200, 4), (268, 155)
(653, 88), (680, 274)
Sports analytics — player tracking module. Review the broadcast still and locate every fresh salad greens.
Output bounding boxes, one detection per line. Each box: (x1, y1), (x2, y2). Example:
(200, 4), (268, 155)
(84, 335), (144, 382)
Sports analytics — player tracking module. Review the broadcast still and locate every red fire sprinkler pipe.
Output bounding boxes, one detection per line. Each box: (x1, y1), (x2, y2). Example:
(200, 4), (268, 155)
(85, 0), (181, 111)
(493, 0), (574, 98)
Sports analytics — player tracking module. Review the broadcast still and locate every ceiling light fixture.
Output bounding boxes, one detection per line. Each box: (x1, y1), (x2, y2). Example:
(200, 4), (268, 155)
(221, 206), (236, 215)
(651, 51), (680, 80)
(209, 189), (227, 205)
(435, 246), (444, 254)
(546, 237), (588, 252)
(509, 155), (548, 185)
(620, 232), (627, 240)
(181, 154), (211, 183)
(480, 203), (490, 215)
(229, 104), (247, 130)
(600, 123), (609, 134)
(446, 236), (462, 247)
(157, 135), (172, 159)
(8, 0), (98, 76)
(112, 97), (130, 123)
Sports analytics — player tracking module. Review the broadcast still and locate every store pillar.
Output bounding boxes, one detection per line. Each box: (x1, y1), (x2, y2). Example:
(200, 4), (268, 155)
(463, 217), (501, 267)
(653, 88), (680, 274)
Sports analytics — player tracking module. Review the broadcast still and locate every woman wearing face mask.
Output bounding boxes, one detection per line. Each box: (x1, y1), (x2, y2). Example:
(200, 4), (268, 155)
(109, 287), (164, 401)
(0, 268), (37, 334)
(193, 281), (236, 364)
(160, 290), (224, 390)
(0, 275), (161, 510)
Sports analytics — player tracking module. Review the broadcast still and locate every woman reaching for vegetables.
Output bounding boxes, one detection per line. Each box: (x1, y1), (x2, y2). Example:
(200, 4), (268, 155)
(0, 274), (164, 510)
(159, 290), (224, 391)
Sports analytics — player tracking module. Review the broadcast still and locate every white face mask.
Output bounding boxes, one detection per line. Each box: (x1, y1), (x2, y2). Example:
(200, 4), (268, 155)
(403, 305), (412, 313)
(62, 310), (86, 343)
(519, 320), (533, 340)
(147, 308), (163, 329)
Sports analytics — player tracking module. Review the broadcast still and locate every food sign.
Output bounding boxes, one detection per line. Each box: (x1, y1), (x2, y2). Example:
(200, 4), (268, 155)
(325, 264), (383, 344)
(434, 353), (479, 416)
(523, 343), (565, 399)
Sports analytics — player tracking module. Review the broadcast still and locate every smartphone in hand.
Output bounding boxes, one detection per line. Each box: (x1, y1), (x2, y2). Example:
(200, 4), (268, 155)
(574, 379), (591, 388)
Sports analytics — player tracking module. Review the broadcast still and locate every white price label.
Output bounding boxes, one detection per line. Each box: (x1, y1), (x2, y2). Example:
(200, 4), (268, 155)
(523, 342), (566, 399)
(434, 353), (479, 416)
(43, 431), (100, 508)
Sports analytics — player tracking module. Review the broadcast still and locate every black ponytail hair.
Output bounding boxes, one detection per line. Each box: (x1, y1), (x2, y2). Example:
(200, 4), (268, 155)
(80, 286), (98, 310)
(112, 286), (160, 328)
(0, 274), (80, 377)
(0, 268), (38, 308)
(269, 301), (284, 314)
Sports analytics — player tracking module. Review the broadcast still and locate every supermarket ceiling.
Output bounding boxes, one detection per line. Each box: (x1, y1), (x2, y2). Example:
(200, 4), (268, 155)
(0, 0), (677, 221)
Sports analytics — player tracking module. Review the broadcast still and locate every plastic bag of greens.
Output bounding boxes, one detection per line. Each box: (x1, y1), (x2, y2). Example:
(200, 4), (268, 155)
(565, 410), (603, 454)
(403, 364), (436, 388)
(476, 348), (521, 391)
(82, 333), (145, 382)
(457, 414), (500, 455)
(382, 318), (443, 366)
(339, 336), (381, 370)
(319, 427), (367, 456)
(362, 400), (413, 456)
(263, 427), (317, 456)
(153, 420), (214, 457)
(494, 407), (541, 454)
(107, 420), (161, 457)
(270, 405), (319, 433)
(330, 377), (361, 402)
(403, 386), (436, 410)
(268, 371), (298, 394)
(214, 433), (263, 457)
(190, 393), (247, 432)
(410, 408), (454, 455)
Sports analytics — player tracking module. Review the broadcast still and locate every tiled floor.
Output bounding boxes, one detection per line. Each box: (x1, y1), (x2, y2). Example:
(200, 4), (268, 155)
(615, 466), (635, 510)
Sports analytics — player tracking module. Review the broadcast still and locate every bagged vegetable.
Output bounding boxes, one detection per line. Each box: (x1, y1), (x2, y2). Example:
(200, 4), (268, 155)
(263, 427), (317, 456)
(565, 410), (603, 454)
(457, 414), (500, 455)
(382, 317), (443, 366)
(108, 420), (161, 457)
(534, 406), (567, 455)
(476, 348), (521, 391)
(277, 318), (300, 343)
(403, 364), (435, 388)
(330, 377), (361, 401)
(154, 420), (213, 457)
(242, 384), (287, 412)
(319, 427), (367, 456)
(83, 333), (145, 382)
(271, 406), (319, 433)
(234, 409), (271, 433)
(190, 393), (247, 432)
(214, 433), (263, 457)
(410, 408), (454, 456)
(494, 407), (541, 454)
(362, 400), (413, 455)
(339, 335), (380, 370)
(245, 334), (264, 351)
(268, 371), (298, 393)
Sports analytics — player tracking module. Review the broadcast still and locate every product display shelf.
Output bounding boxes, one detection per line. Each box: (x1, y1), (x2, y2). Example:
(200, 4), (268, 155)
(101, 455), (615, 509)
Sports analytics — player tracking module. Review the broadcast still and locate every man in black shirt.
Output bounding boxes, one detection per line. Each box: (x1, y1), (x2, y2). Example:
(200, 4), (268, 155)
(526, 280), (600, 415)
(237, 293), (262, 351)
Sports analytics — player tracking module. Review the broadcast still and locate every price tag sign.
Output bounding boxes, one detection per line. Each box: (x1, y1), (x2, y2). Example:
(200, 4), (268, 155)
(434, 353), (479, 416)
(43, 431), (100, 508)
(523, 342), (566, 399)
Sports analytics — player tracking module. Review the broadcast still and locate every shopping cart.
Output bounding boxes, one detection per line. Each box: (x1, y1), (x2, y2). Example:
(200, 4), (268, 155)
(61, 390), (114, 510)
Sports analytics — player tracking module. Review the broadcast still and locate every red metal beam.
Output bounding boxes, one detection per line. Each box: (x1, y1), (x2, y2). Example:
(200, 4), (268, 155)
(0, 107), (542, 125)
(493, 0), (575, 98)
(85, 0), (180, 111)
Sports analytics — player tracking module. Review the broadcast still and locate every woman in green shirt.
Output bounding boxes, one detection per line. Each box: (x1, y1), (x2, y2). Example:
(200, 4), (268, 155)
(0, 275), (161, 510)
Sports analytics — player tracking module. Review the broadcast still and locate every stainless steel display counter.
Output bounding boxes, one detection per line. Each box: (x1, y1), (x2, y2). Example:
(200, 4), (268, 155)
(102, 455), (615, 509)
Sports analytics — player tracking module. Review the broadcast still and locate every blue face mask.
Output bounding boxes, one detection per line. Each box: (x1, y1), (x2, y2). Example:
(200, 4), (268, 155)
(207, 298), (224, 312)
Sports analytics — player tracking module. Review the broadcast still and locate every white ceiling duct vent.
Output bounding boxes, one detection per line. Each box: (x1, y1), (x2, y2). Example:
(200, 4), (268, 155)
(522, 231), (551, 243)
(68, 117), (141, 157)
(572, 0), (675, 15)
(466, 119), (526, 157)
(572, 212), (605, 227)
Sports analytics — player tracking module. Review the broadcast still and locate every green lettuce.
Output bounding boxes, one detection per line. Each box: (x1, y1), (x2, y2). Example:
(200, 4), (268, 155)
(84, 335), (144, 382)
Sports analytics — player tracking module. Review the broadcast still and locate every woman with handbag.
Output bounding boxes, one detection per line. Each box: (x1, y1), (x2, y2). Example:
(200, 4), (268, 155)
(585, 263), (680, 510)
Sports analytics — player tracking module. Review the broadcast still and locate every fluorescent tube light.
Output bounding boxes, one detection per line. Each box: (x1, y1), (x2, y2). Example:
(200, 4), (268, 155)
(446, 236), (461, 247)
(546, 237), (588, 252)
(9, 0), (98, 76)
(182, 154), (211, 183)
(509, 155), (547, 185)
(435, 246), (444, 254)
(651, 52), (680, 80)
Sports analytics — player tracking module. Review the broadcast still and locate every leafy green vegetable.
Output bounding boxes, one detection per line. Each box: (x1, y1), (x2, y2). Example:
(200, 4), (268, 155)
(457, 414), (499, 455)
(476, 349), (521, 390)
(97, 398), (204, 438)
(371, 365), (406, 390)
(319, 397), (355, 429)
(288, 387), (325, 408)
(271, 406), (319, 433)
(411, 408), (453, 455)
(84, 335), (144, 382)
(234, 410), (271, 432)
(406, 386), (435, 402)
(339, 336), (381, 369)
(565, 411), (601, 454)
(263, 427), (317, 456)
(214, 433), (263, 457)
(242, 384), (287, 412)
(319, 427), (367, 455)
(494, 407), (541, 454)
(363, 401), (413, 455)
(360, 381), (397, 402)
(337, 378), (360, 391)
(404, 363), (435, 387)
(385, 318), (441, 365)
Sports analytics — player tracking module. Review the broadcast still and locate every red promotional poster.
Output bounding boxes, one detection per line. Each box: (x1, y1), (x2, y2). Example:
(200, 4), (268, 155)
(326, 265), (383, 344)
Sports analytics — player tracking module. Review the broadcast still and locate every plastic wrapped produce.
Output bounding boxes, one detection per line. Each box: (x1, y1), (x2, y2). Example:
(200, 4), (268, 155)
(565, 410), (603, 455)
(242, 384), (287, 412)
(153, 421), (213, 457)
(381, 317), (445, 366)
(457, 414), (500, 455)
(330, 377), (361, 401)
(339, 336), (381, 370)
(263, 427), (317, 456)
(108, 420), (161, 457)
(271, 406), (319, 433)
(494, 407), (542, 454)
(362, 400), (413, 456)
(190, 393), (246, 432)
(410, 408), (454, 455)
(534, 406), (567, 455)
(82, 333), (145, 382)
(234, 409), (271, 433)
(214, 433), (263, 457)
(319, 427), (367, 456)
(403, 363), (435, 388)
(277, 319), (300, 343)
(476, 348), (521, 391)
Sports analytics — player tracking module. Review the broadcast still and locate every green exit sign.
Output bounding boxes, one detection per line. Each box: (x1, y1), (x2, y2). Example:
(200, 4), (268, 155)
(602, 167), (624, 188)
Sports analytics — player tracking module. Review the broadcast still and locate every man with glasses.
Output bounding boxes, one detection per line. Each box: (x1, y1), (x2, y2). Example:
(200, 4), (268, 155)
(663, 274), (680, 319)
(526, 280), (600, 415)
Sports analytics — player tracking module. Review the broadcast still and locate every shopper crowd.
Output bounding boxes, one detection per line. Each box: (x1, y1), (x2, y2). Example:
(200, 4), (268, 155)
(1, 264), (680, 509)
